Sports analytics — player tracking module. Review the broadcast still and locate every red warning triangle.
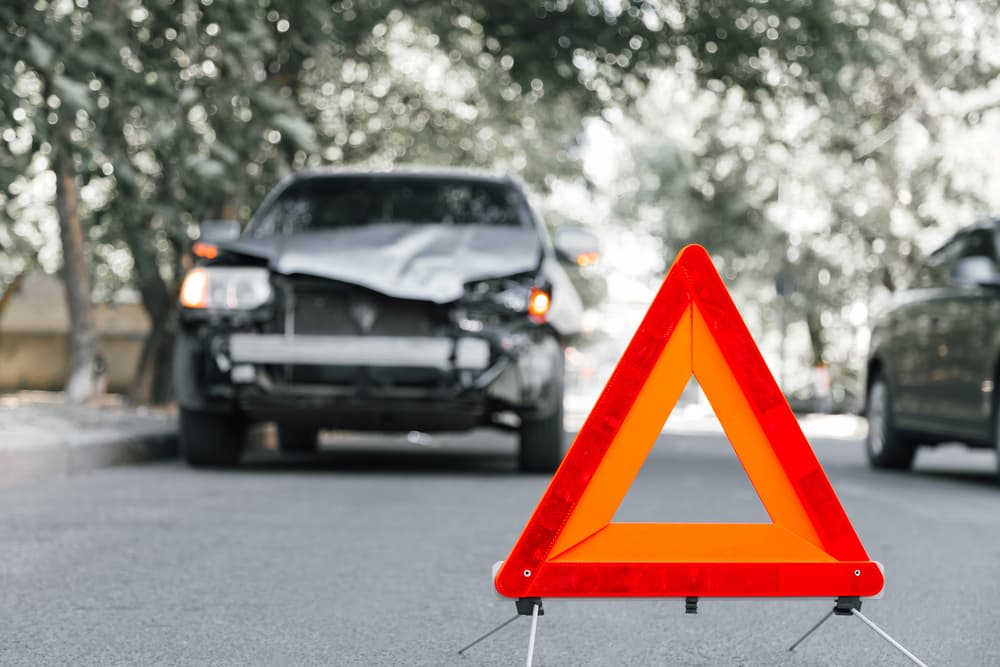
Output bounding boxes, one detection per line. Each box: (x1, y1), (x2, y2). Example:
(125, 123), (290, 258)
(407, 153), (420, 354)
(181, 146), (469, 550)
(495, 245), (884, 598)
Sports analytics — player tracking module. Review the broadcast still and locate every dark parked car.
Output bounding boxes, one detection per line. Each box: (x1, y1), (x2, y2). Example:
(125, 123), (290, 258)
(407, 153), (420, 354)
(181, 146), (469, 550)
(866, 216), (1000, 476)
(175, 168), (590, 472)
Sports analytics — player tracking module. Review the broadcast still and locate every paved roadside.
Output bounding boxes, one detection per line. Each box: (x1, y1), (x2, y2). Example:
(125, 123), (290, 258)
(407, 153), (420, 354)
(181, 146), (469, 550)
(0, 392), (177, 487)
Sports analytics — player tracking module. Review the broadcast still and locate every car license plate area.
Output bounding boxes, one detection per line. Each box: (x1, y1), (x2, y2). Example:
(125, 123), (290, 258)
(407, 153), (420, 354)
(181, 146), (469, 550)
(288, 280), (440, 337)
(229, 334), (490, 371)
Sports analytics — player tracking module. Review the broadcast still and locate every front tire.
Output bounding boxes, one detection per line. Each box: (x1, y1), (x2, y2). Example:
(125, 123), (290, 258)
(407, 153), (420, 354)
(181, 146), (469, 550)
(518, 400), (565, 474)
(180, 408), (247, 467)
(865, 375), (916, 470)
(993, 395), (1000, 484)
(278, 425), (319, 453)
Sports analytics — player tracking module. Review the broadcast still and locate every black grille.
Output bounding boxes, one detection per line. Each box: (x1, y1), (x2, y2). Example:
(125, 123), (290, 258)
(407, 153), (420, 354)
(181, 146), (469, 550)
(286, 279), (441, 337)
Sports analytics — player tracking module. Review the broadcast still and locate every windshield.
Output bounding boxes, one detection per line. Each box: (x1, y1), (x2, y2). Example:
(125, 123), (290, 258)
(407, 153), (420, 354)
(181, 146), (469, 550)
(247, 176), (530, 238)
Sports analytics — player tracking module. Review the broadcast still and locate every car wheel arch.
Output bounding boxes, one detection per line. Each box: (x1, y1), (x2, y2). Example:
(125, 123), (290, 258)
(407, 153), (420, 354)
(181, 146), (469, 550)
(866, 357), (886, 399)
(991, 354), (1000, 434)
(992, 352), (1000, 393)
(864, 360), (917, 470)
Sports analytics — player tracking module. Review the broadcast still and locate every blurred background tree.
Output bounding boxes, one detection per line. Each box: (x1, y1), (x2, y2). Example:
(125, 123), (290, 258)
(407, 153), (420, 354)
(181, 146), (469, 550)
(592, 0), (1000, 390)
(2, 0), (999, 403)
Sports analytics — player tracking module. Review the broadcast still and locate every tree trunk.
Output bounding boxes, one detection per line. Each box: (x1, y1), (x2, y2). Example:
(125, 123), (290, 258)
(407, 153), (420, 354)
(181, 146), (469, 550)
(128, 306), (175, 405)
(0, 271), (26, 321)
(121, 216), (176, 405)
(122, 201), (177, 404)
(127, 288), (176, 405)
(53, 140), (103, 404)
(804, 308), (826, 367)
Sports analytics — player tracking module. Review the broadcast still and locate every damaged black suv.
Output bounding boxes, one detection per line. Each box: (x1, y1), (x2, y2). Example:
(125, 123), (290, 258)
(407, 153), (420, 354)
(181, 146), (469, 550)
(175, 168), (589, 472)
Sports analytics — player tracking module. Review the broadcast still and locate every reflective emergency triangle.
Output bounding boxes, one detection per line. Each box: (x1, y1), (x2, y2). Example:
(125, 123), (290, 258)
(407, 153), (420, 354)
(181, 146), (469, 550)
(495, 245), (884, 598)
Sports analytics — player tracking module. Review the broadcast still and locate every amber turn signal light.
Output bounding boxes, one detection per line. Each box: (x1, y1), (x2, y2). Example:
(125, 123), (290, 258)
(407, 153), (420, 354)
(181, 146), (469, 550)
(528, 288), (551, 322)
(192, 242), (219, 259)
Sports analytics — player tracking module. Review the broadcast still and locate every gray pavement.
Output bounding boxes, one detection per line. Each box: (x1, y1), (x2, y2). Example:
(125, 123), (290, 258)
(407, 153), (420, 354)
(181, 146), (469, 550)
(0, 393), (177, 486)
(0, 427), (998, 665)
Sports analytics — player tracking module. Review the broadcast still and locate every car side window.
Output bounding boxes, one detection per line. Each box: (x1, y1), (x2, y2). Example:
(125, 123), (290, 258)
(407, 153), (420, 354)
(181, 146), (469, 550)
(912, 237), (966, 289)
(958, 229), (998, 264)
(910, 263), (935, 289)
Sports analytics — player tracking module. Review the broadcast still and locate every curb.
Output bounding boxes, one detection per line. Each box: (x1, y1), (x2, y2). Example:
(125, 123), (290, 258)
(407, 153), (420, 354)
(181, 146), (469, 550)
(0, 427), (178, 487)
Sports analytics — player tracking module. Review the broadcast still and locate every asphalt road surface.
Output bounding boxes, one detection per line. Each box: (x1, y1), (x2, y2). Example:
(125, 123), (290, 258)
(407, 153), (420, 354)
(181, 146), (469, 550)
(1, 425), (998, 666)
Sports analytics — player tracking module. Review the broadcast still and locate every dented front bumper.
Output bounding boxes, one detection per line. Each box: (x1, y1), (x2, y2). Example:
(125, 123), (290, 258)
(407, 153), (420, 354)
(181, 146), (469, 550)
(175, 326), (562, 431)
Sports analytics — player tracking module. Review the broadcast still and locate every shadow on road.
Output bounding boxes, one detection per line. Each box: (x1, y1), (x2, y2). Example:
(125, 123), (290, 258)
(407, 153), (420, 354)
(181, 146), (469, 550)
(224, 425), (581, 476)
(900, 444), (1000, 489)
(907, 467), (999, 489)
(238, 447), (525, 476)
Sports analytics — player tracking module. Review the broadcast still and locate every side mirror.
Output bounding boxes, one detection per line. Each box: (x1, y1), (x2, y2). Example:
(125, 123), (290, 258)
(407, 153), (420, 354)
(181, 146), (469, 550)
(553, 227), (601, 267)
(950, 256), (1000, 286)
(198, 219), (241, 243)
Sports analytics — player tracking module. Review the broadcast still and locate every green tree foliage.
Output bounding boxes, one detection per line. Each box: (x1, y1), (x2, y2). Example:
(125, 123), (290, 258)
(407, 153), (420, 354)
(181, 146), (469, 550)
(3, 0), (997, 401)
(601, 0), (1000, 390)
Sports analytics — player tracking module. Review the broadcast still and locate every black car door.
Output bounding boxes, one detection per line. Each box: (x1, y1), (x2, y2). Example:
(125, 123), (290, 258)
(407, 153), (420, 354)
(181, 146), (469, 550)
(888, 287), (931, 421)
(892, 238), (964, 433)
(932, 228), (1000, 441)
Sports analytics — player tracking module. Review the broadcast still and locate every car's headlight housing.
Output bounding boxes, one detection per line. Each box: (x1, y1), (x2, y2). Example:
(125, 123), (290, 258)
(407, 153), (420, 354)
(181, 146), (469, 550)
(461, 276), (551, 323)
(179, 267), (272, 310)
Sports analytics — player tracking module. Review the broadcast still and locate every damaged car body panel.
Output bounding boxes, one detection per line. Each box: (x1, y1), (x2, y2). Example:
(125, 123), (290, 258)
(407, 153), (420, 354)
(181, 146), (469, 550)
(175, 169), (582, 471)
(217, 223), (547, 307)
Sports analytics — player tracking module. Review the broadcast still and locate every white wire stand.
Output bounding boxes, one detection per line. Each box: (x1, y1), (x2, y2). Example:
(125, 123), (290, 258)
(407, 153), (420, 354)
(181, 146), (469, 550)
(458, 596), (697, 664)
(459, 595), (928, 666)
(457, 598), (543, 667)
(787, 596), (929, 666)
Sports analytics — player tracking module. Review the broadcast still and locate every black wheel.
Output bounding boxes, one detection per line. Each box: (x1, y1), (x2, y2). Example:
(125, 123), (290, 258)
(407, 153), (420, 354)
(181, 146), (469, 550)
(518, 401), (565, 473)
(518, 364), (566, 477)
(518, 339), (566, 474)
(278, 424), (319, 453)
(865, 375), (916, 470)
(180, 407), (247, 467)
(993, 395), (1000, 484)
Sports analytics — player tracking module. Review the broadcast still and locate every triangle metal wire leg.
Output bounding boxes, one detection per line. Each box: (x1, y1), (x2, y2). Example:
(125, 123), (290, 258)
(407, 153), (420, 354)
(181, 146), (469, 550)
(787, 608), (835, 652)
(525, 601), (540, 667)
(787, 598), (928, 667)
(850, 609), (929, 667)
(456, 614), (520, 656)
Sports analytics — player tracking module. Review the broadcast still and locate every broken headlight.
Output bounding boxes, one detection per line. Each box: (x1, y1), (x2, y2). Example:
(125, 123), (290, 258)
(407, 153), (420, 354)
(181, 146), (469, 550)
(457, 276), (551, 326)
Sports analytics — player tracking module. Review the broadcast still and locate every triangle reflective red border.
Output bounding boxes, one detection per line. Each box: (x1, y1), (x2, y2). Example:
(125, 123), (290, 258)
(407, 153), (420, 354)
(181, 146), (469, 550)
(495, 245), (884, 598)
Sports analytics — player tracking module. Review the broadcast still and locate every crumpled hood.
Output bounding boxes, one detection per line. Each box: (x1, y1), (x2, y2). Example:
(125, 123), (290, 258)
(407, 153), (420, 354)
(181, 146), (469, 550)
(219, 223), (542, 303)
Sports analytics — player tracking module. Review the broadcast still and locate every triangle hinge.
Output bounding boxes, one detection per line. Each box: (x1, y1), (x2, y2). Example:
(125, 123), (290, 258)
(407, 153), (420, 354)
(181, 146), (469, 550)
(516, 597), (544, 616)
(834, 596), (862, 615)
